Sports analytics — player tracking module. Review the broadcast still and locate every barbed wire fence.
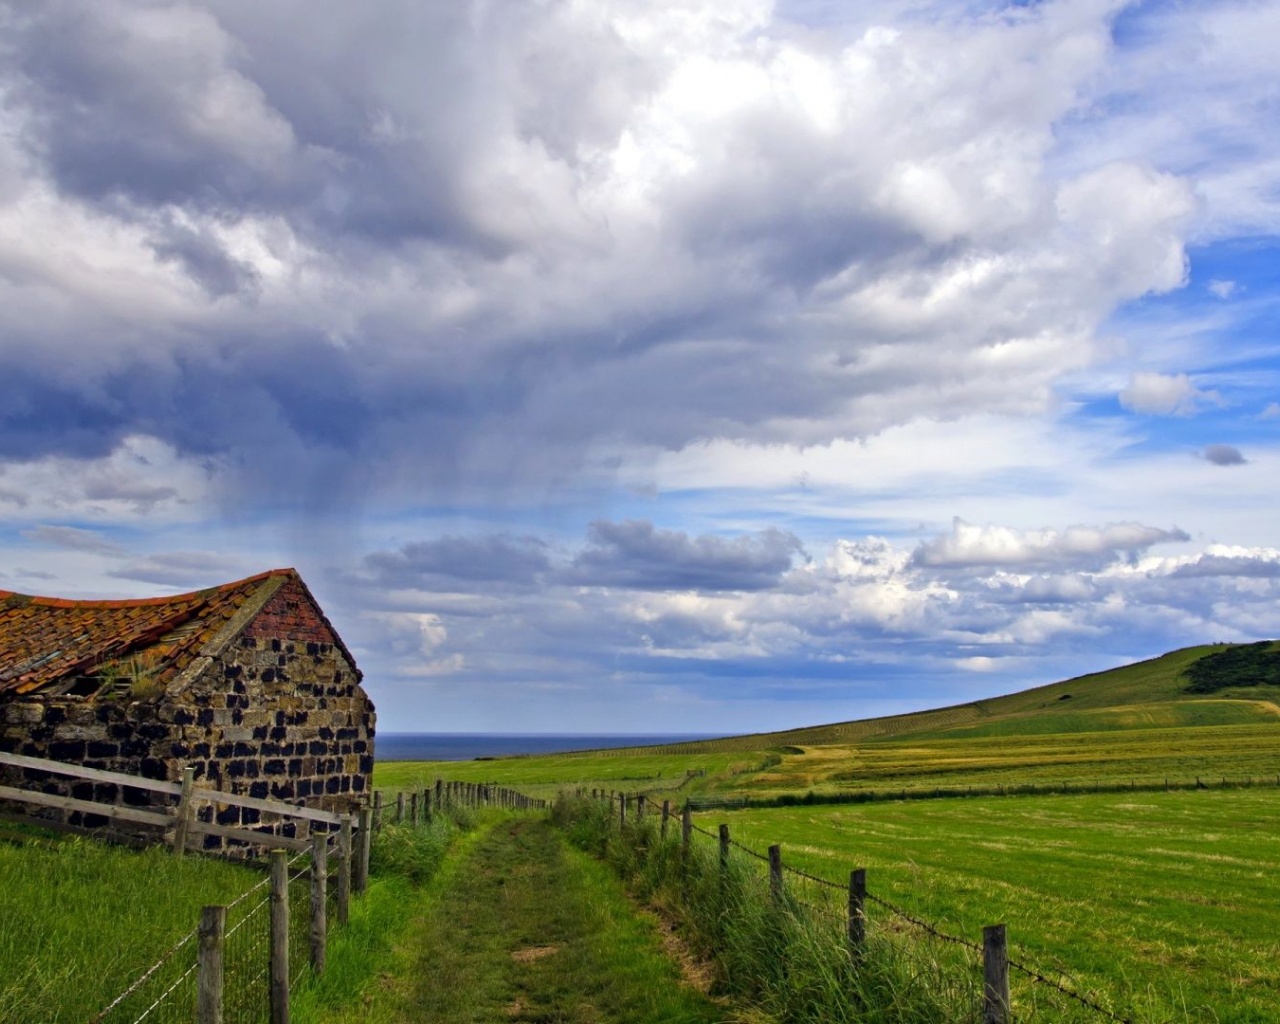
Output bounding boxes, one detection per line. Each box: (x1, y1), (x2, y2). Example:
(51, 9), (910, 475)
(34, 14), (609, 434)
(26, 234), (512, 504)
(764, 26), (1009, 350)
(596, 791), (1140, 1024)
(88, 779), (544, 1024)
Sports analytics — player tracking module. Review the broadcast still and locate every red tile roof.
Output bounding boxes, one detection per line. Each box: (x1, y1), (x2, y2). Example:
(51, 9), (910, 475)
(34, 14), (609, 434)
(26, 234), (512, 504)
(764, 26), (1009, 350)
(0, 569), (296, 698)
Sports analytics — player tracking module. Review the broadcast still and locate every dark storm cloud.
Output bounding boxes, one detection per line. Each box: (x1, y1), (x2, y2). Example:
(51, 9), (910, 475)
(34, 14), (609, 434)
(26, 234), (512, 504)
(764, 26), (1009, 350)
(363, 534), (552, 588)
(1202, 444), (1246, 466)
(566, 520), (804, 592)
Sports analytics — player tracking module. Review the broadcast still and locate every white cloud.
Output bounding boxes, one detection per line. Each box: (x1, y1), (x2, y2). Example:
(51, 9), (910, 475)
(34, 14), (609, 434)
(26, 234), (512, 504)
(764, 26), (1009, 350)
(1118, 372), (1217, 416)
(911, 518), (1188, 570)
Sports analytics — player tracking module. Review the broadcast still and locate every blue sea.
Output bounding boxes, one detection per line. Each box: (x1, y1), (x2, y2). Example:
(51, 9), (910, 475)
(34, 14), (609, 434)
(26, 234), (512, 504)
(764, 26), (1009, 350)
(376, 733), (721, 761)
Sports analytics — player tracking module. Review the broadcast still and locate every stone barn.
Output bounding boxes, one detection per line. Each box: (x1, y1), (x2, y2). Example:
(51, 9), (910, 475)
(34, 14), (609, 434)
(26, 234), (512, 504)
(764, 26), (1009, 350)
(0, 569), (375, 848)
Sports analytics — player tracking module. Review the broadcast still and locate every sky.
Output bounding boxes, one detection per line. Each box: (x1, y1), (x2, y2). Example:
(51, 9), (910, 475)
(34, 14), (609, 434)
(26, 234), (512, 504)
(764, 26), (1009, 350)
(1, 0), (1278, 735)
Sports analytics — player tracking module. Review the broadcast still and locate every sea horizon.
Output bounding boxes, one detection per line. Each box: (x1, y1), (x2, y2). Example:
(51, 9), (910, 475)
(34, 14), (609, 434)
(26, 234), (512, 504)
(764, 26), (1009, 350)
(375, 732), (724, 762)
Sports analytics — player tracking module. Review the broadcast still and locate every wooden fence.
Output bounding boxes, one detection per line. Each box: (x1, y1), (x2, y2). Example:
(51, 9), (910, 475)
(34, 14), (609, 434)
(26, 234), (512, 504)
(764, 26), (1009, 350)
(0, 749), (365, 859)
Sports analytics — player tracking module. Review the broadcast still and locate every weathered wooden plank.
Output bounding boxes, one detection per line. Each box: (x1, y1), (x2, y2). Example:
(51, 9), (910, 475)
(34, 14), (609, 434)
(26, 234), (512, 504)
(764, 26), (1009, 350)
(188, 787), (343, 827)
(270, 851), (290, 1024)
(197, 905), (226, 1024)
(0, 751), (180, 795)
(186, 819), (311, 853)
(0, 784), (171, 827)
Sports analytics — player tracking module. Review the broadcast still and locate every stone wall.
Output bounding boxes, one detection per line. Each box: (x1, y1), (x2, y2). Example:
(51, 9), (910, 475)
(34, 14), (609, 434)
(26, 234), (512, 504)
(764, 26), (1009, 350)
(0, 578), (375, 854)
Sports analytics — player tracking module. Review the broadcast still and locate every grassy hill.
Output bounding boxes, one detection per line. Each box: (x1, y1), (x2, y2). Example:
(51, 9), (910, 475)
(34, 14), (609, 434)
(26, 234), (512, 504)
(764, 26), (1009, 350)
(587, 642), (1280, 755)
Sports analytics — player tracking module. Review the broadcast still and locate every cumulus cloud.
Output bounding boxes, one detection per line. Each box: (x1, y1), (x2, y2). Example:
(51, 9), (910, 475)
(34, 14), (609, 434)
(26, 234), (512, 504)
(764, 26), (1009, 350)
(568, 520), (804, 592)
(1118, 372), (1216, 416)
(1202, 443), (1247, 466)
(910, 518), (1188, 571)
(0, 0), (1209, 507)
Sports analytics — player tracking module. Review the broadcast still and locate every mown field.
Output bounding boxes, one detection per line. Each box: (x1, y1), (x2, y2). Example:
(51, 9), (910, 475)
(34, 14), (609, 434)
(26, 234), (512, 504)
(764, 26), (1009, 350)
(699, 790), (1280, 1024)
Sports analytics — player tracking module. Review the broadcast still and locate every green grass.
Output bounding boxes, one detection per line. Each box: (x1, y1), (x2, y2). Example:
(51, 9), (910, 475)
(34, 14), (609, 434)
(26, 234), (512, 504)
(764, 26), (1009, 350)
(304, 813), (738, 1023)
(0, 824), (260, 1024)
(374, 749), (758, 800)
(703, 790), (1280, 1024)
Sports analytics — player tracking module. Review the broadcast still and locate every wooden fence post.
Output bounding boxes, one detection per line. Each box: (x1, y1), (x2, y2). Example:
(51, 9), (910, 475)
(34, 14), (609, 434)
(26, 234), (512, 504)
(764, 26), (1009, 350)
(424, 790), (432, 821)
(338, 814), (352, 927)
(769, 844), (783, 902)
(196, 905), (225, 1024)
(173, 766), (195, 857)
(356, 806), (372, 894)
(983, 924), (1010, 1024)
(372, 790), (383, 832)
(270, 850), (289, 1024)
(682, 806), (692, 857)
(637, 794), (646, 819)
(395, 791), (405, 824)
(409, 791), (418, 827)
(848, 868), (866, 959)
(310, 830), (328, 975)
(719, 824), (730, 875)
(661, 800), (671, 840)
(619, 793), (626, 827)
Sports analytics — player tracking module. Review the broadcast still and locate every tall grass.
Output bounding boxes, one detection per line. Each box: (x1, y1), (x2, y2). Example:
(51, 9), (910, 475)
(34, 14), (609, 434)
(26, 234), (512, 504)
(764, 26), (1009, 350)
(0, 825), (259, 1024)
(553, 794), (988, 1024)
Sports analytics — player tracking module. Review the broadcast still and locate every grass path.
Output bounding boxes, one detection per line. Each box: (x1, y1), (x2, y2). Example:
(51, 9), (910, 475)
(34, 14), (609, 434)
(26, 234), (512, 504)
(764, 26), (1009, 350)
(314, 815), (740, 1024)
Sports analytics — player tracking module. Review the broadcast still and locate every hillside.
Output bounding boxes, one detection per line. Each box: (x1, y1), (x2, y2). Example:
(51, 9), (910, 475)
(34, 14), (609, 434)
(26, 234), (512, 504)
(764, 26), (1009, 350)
(588, 642), (1280, 755)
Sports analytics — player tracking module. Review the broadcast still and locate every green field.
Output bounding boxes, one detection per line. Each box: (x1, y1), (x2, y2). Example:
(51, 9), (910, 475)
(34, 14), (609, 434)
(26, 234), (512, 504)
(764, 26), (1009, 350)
(697, 790), (1280, 1024)
(0, 825), (261, 1024)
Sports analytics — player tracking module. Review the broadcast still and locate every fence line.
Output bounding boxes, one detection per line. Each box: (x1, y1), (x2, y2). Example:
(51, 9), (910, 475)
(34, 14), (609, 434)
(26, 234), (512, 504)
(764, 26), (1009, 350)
(591, 789), (1137, 1024)
(683, 772), (1280, 812)
(89, 777), (545, 1024)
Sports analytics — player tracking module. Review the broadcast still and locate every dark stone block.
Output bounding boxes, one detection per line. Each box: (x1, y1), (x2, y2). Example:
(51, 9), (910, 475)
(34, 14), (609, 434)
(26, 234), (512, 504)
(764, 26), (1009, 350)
(306, 642), (319, 656)
(203, 834), (221, 850)
(231, 710), (243, 726)
(279, 743), (295, 757)
(352, 775), (366, 792)
(244, 761), (259, 779)
(270, 781), (295, 800)
(138, 723), (169, 741)
(296, 779), (312, 798)
(121, 738), (149, 758)
(337, 727), (357, 741)
(226, 760), (246, 778)
(282, 821), (296, 838)
(71, 781), (93, 800)
(173, 709), (195, 726)
(217, 805), (240, 826)
(110, 723), (136, 740)
(87, 741), (118, 759)
(318, 727), (333, 741)
(340, 776), (350, 792)
(192, 743), (211, 758)
(309, 741), (327, 756)
(270, 727), (286, 742)
(224, 664), (242, 679)
(252, 727), (269, 741)
(263, 759), (286, 776)
(260, 742), (280, 757)
(249, 781), (269, 799)
(196, 709), (215, 727)
(271, 639), (281, 652)
(45, 707), (67, 725)
(287, 758), (303, 776)
(359, 755), (374, 774)
(325, 776), (340, 794)
(242, 807), (260, 825)
(233, 680), (246, 694)
(215, 743), (234, 759)
(353, 741), (367, 754)
(241, 636), (255, 648)
(261, 669), (276, 683)
(277, 655), (287, 667)
(233, 742), (254, 758)
(50, 740), (86, 761)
